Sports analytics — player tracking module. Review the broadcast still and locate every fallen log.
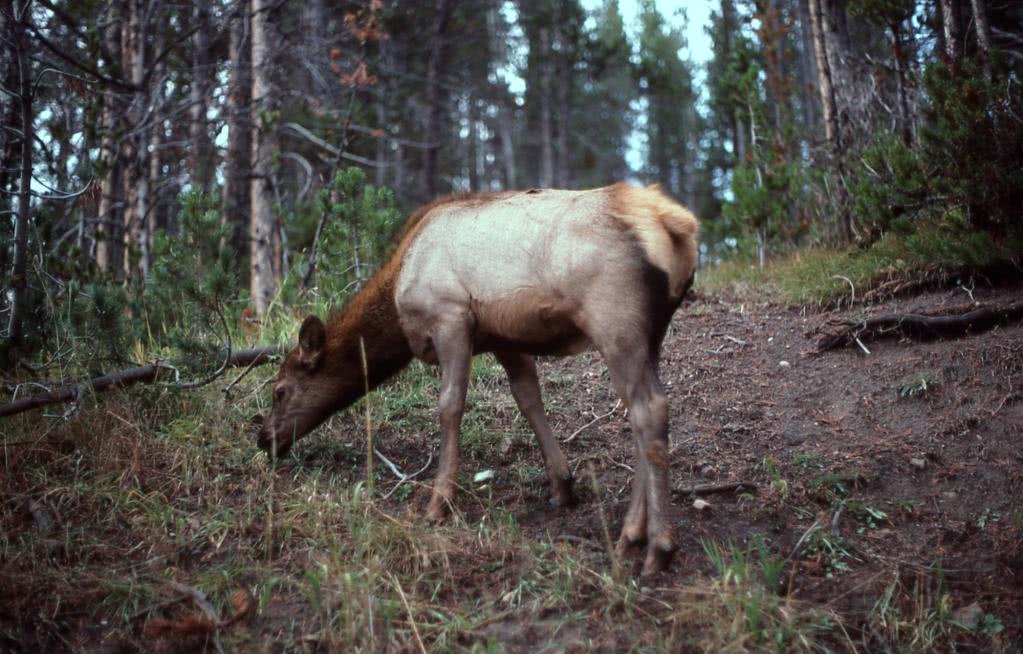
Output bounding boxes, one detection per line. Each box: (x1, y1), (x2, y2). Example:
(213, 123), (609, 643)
(816, 301), (1023, 352)
(0, 346), (281, 419)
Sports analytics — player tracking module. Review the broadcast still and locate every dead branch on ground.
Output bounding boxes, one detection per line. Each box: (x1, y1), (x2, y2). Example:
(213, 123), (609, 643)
(0, 346), (280, 419)
(816, 301), (1023, 352)
(673, 481), (756, 497)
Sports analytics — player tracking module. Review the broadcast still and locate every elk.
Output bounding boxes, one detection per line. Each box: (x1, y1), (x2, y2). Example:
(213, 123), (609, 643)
(257, 183), (698, 574)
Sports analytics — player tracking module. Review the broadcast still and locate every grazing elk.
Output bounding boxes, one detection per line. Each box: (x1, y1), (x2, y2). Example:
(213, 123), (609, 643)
(257, 183), (698, 574)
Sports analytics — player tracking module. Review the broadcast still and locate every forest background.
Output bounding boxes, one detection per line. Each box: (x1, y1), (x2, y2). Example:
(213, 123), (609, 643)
(1, 0), (1021, 370)
(2, 1), (1023, 651)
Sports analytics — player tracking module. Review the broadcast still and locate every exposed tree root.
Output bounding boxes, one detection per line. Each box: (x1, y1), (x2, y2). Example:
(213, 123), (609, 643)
(0, 346), (280, 419)
(816, 301), (1023, 352)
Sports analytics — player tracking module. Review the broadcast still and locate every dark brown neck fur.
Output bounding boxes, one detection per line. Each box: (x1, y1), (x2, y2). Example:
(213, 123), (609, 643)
(321, 271), (414, 411)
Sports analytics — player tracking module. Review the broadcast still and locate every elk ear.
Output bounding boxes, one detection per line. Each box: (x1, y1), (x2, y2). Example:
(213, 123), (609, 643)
(298, 315), (326, 369)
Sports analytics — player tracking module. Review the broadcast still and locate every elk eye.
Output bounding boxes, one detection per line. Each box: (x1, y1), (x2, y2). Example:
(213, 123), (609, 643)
(274, 387), (286, 403)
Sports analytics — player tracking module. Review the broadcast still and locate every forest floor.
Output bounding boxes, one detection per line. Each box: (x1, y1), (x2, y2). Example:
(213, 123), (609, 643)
(2, 280), (1022, 652)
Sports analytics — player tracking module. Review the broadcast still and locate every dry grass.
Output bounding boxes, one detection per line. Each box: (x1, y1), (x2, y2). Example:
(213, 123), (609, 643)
(1, 347), (1010, 652)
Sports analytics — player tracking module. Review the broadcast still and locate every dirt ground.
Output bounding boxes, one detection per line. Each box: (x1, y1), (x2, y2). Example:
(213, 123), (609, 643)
(2, 282), (1022, 652)
(362, 282), (1023, 650)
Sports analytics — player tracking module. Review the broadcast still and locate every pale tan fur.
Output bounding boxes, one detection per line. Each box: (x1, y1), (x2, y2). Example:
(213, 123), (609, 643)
(607, 183), (700, 299)
(259, 184), (700, 575)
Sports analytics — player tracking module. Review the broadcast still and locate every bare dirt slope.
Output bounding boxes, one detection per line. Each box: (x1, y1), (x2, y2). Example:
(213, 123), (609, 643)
(2, 283), (1021, 652)
(381, 282), (1023, 649)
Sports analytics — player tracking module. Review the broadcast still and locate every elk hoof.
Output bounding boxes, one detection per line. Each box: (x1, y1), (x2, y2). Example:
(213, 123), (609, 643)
(424, 499), (450, 524)
(640, 539), (677, 576)
(549, 475), (577, 508)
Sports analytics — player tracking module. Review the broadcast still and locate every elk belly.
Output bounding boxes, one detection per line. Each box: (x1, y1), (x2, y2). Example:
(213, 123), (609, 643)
(469, 289), (592, 356)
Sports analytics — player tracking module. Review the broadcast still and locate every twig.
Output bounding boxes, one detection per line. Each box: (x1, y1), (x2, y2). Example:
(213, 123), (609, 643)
(564, 400), (621, 443)
(176, 306), (232, 390)
(223, 357), (266, 401)
(785, 518), (822, 563)
(390, 573), (427, 654)
(832, 275), (856, 306)
(162, 581), (220, 624)
(0, 347), (280, 419)
(853, 336), (871, 356)
(672, 481), (755, 496)
(380, 450), (434, 500)
(723, 335), (748, 346)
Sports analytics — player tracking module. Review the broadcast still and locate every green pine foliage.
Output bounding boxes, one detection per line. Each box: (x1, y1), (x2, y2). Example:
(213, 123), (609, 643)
(286, 167), (401, 314)
(143, 191), (239, 363)
(850, 58), (1023, 244)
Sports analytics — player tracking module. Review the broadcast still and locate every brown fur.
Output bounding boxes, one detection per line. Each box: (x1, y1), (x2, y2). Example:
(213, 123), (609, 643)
(259, 183), (700, 575)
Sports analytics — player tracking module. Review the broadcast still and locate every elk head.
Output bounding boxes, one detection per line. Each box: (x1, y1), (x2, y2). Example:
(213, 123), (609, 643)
(256, 315), (338, 458)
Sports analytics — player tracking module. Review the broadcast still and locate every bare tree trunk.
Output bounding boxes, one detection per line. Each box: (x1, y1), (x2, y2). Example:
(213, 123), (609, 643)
(121, 0), (148, 280)
(554, 25), (571, 188)
(0, 8), (17, 286)
(468, 96), (480, 191)
(891, 20), (912, 144)
(940, 0), (962, 62)
(95, 3), (123, 273)
(797, 0), (819, 133)
(498, 97), (517, 189)
(809, 0), (854, 242)
(808, 0), (839, 147)
(970, 0), (992, 79)
(721, 0), (746, 166)
(5, 0), (33, 363)
(423, 0), (453, 199)
(189, 3), (213, 191)
(250, 0), (277, 315)
(538, 26), (554, 188)
(223, 0), (251, 262)
(147, 56), (165, 257)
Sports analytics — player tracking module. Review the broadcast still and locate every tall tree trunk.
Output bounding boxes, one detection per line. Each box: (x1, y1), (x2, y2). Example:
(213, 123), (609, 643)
(468, 96), (480, 191)
(757, 0), (789, 135)
(940, 0), (962, 62)
(95, 3), (123, 273)
(808, 0), (839, 147)
(891, 20), (912, 144)
(423, 0), (453, 199)
(5, 0), (33, 364)
(121, 0), (148, 280)
(223, 0), (252, 262)
(538, 26), (554, 188)
(189, 3), (213, 190)
(250, 0), (277, 315)
(0, 8), (17, 286)
(721, 0), (746, 166)
(809, 0), (853, 242)
(797, 0), (819, 134)
(498, 97), (517, 189)
(970, 0), (992, 79)
(554, 26), (571, 188)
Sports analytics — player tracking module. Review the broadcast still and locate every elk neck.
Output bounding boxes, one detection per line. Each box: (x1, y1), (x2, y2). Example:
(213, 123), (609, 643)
(320, 271), (414, 409)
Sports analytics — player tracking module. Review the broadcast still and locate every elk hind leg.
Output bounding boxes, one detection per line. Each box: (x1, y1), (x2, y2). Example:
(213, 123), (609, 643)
(604, 346), (676, 574)
(616, 441), (648, 556)
(495, 351), (575, 507)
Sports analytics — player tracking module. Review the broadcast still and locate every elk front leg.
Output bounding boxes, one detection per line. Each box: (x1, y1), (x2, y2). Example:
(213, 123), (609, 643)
(425, 319), (473, 522)
(494, 351), (575, 507)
